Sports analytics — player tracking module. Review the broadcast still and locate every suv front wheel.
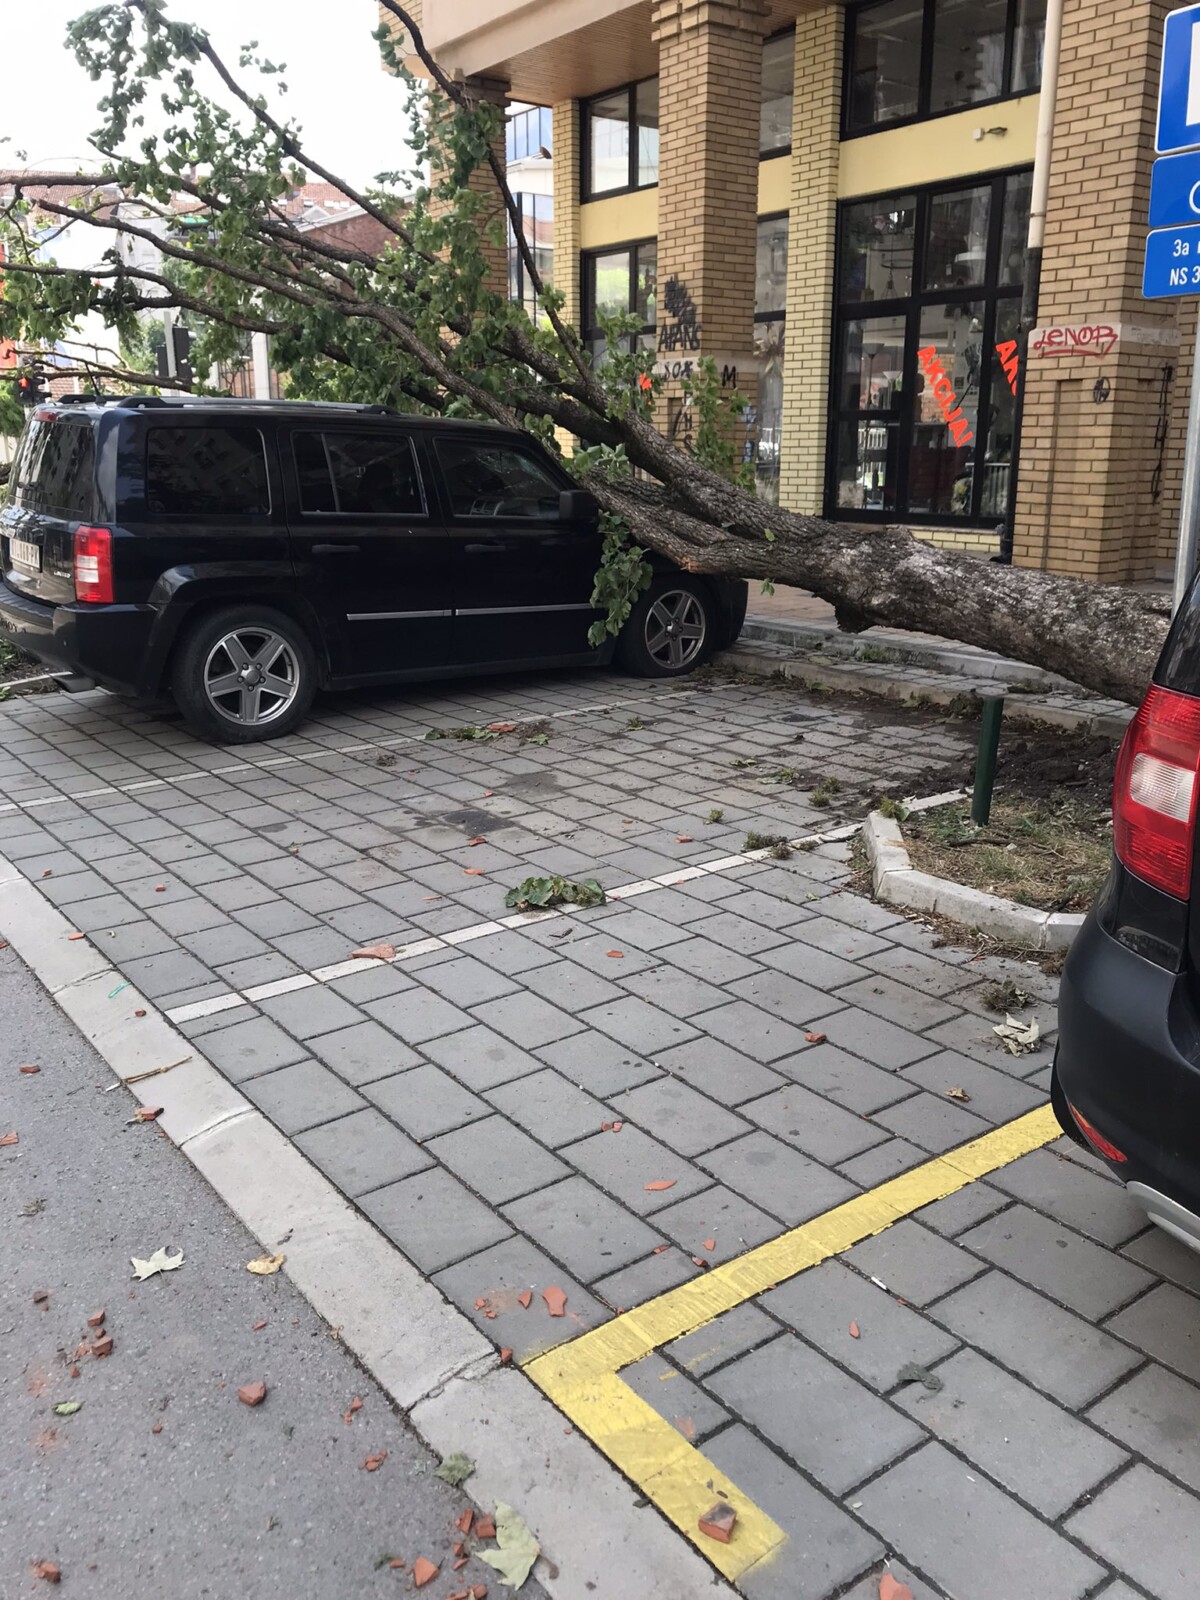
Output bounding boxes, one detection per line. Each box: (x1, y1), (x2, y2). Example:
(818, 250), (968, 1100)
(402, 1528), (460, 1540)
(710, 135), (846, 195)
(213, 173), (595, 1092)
(171, 604), (318, 744)
(615, 577), (714, 679)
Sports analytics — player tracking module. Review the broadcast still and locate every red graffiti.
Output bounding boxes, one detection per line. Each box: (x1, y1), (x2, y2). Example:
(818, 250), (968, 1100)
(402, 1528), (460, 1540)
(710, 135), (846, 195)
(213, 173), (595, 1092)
(1031, 323), (1118, 359)
(917, 346), (975, 447)
(996, 340), (1020, 397)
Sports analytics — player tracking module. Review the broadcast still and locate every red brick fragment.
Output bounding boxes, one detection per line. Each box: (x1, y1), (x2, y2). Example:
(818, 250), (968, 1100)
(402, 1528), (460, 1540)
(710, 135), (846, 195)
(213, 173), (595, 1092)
(849, 1321), (861, 1340)
(252, 1320), (267, 1332)
(470, 1587), (488, 1599)
(152, 1422), (163, 1434)
(69, 1366), (80, 1380)
(455, 1509), (474, 1536)
(879, 1574), (914, 1600)
(542, 1285), (567, 1318)
(32, 1289), (49, 1304)
(517, 1290), (533, 1310)
(412, 1556), (439, 1587)
(475, 1513), (496, 1540)
(805, 1032), (826, 1044)
(387, 1558), (405, 1569)
(703, 1240), (716, 1253)
(92, 1334), (114, 1359)
(644, 1179), (676, 1192)
(31, 1560), (61, 1583)
(86, 1310), (106, 1328)
(19, 1064), (40, 1074)
(362, 1451), (388, 1472)
(698, 1501), (737, 1544)
(499, 1348), (513, 1365)
(237, 1381), (267, 1407)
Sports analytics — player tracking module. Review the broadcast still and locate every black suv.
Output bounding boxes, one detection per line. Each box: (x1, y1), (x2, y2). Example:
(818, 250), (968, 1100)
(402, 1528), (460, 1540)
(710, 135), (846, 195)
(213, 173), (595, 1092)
(0, 397), (747, 743)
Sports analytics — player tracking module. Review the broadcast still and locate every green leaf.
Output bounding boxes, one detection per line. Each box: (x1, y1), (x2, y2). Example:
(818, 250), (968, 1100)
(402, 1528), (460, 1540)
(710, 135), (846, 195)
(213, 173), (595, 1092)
(477, 1502), (540, 1590)
(504, 875), (607, 912)
(53, 1402), (83, 1417)
(434, 1452), (474, 1487)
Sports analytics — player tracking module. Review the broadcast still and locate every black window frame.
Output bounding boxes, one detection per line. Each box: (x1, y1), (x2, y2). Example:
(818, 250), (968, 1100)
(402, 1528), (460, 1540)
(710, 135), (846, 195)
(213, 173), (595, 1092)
(432, 436), (568, 523)
(580, 78), (659, 201)
(843, 0), (1043, 140)
(825, 165), (1031, 529)
(507, 191), (555, 326)
(580, 237), (658, 361)
(143, 422), (272, 519)
(760, 28), (796, 161)
(290, 429), (429, 520)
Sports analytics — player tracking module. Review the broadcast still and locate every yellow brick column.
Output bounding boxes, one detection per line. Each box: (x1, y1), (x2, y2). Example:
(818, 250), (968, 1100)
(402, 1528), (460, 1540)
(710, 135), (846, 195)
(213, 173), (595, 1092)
(778, 3), (841, 513)
(651, 0), (768, 454)
(552, 100), (582, 329)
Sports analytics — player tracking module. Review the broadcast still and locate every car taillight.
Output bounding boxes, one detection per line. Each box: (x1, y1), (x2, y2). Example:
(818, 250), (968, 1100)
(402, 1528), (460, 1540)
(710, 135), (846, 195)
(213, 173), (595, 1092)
(1112, 684), (1200, 900)
(1067, 1102), (1128, 1164)
(73, 525), (113, 604)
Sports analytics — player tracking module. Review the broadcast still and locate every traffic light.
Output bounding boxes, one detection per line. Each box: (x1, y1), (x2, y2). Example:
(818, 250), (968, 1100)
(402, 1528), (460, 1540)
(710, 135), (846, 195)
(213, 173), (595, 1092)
(16, 365), (47, 405)
(171, 324), (193, 390)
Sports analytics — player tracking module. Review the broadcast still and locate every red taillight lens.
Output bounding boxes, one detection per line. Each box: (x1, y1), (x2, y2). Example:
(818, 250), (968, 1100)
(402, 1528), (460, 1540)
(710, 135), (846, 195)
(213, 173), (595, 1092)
(1067, 1102), (1128, 1164)
(73, 525), (113, 604)
(1112, 685), (1200, 899)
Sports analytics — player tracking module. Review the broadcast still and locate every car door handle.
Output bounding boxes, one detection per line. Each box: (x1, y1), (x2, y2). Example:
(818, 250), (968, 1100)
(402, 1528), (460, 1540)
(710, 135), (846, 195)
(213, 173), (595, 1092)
(465, 541), (506, 555)
(312, 542), (361, 556)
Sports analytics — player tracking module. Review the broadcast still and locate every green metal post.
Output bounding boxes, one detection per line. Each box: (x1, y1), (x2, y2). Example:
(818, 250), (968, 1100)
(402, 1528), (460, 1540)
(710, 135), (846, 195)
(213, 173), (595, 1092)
(972, 691), (1006, 828)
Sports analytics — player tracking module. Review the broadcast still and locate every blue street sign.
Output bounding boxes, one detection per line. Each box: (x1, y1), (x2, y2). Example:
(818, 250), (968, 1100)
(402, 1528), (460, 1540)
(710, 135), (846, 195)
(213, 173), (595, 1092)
(1151, 149), (1200, 227)
(1158, 2), (1200, 154)
(1144, 224), (1200, 297)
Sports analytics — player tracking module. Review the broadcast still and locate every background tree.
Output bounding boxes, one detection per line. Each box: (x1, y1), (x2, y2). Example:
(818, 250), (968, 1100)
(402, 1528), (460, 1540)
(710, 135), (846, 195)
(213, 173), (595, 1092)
(0, 0), (1172, 703)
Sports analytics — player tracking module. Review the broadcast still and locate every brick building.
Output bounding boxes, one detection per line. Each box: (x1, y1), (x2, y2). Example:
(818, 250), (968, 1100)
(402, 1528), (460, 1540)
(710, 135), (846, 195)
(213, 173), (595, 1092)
(389, 0), (1200, 584)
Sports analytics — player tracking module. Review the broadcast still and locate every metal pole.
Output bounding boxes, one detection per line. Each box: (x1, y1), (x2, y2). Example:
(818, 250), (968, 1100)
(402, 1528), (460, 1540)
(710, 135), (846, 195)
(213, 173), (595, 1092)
(1174, 315), (1200, 613)
(972, 691), (1006, 828)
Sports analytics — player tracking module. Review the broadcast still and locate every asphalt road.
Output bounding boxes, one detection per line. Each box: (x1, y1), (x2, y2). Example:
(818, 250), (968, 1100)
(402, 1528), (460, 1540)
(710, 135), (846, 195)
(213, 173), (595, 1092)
(0, 944), (547, 1599)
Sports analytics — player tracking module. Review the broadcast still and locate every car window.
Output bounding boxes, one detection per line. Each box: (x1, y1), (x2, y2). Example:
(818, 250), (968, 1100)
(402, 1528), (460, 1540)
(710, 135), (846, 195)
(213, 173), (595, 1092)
(11, 419), (96, 519)
(145, 426), (270, 516)
(293, 431), (426, 516)
(434, 440), (561, 520)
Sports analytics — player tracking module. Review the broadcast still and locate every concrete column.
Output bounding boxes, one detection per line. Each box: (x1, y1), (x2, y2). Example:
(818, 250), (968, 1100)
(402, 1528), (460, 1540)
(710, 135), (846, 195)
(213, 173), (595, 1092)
(778, 3), (841, 514)
(552, 100), (582, 329)
(1013, 0), (1184, 581)
(651, 0), (768, 459)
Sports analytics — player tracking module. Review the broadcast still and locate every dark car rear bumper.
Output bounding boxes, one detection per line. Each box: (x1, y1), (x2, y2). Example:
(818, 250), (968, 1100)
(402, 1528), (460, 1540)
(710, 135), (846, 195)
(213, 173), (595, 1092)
(0, 581), (154, 693)
(1057, 909), (1200, 1229)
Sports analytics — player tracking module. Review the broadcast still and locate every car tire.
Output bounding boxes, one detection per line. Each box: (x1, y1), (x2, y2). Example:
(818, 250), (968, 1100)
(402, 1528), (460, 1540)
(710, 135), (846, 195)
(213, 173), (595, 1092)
(171, 604), (317, 745)
(614, 577), (715, 679)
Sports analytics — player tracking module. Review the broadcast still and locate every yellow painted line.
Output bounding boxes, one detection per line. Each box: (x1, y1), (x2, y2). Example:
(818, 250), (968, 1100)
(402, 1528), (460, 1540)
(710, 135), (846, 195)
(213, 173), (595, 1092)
(524, 1103), (1060, 1581)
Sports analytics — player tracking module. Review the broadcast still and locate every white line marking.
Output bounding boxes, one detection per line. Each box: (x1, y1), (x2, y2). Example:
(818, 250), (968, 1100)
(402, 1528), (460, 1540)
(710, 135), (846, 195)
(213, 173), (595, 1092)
(243, 973), (318, 1002)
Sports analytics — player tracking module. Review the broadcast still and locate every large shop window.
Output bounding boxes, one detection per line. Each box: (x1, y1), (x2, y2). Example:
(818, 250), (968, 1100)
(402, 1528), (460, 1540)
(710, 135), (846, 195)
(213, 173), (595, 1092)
(582, 240), (658, 367)
(507, 193), (554, 326)
(761, 33), (795, 157)
(846, 0), (1046, 135)
(829, 168), (1030, 526)
(755, 215), (788, 504)
(583, 80), (659, 198)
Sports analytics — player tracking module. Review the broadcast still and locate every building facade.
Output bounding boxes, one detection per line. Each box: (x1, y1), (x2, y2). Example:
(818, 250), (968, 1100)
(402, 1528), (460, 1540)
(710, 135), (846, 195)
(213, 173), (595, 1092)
(395, 0), (1194, 583)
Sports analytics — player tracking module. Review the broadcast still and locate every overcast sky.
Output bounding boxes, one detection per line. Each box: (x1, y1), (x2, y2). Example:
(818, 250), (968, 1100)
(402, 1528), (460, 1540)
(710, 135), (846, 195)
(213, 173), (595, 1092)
(1, 1), (414, 189)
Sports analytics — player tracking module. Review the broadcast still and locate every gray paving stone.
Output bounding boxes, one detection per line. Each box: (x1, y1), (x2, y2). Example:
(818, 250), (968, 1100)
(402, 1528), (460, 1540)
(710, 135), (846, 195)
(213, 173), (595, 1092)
(1121, 1224), (1200, 1293)
(592, 1244), (700, 1310)
(858, 1442), (1103, 1600)
(503, 1174), (664, 1282)
(714, 886), (815, 931)
(702, 1129), (858, 1225)
(900, 1050), (1046, 1125)
(987, 1148), (1148, 1248)
(1105, 1282), (1200, 1383)
(304, 1019), (420, 1086)
(817, 894), (904, 936)
(741, 1081), (890, 1165)
(622, 1351), (731, 1440)
(837, 1564), (938, 1600)
(700, 999), (816, 1063)
(832, 973), (961, 1033)
(617, 1075), (749, 1157)
(257, 984), (365, 1042)
(241, 1059), (365, 1135)
(663, 1302), (780, 1378)
(688, 908), (793, 955)
(364, 985), (474, 1046)
(119, 948), (217, 1001)
(787, 912), (894, 962)
(774, 1042), (916, 1116)
(872, 1090), (992, 1155)
(420, 1024), (542, 1093)
(1068, 1462), (1200, 1600)
(201, 1015), (310, 1084)
(433, 1235), (608, 1360)
(663, 936), (763, 985)
(463, 927), (561, 975)
(89, 920), (178, 962)
(484, 1067), (611, 1147)
(650, 1184), (780, 1263)
(863, 944), (982, 997)
(766, 1261), (959, 1391)
(295, 1106), (433, 1197)
(708, 1334), (924, 1495)
(961, 1203), (1154, 1321)
(426, 1113), (569, 1205)
(477, 989), (587, 1050)
(535, 1032), (662, 1098)
(519, 956), (628, 1012)
(896, 1347), (1127, 1518)
(923, 1010), (1053, 1075)
(843, 1219), (986, 1307)
(702, 1424), (883, 1600)
(365, 1063), (490, 1141)
(615, 962), (729, 1020)
(935, 1270), (1143, 1408)
(807, 1006), (938, 1070)
(915, 1182), (1010, 1238)
(654, 1038), (786, 1105)
(563, 1123), (711, 1215)
(415, 952), (520, 1007)
(577, 995), (699, 1055)
(755, 940), (869, 995)
(360, 1166), (511, 1273)
(589, 905), (695, 950)
(1088, 1363), (1200, 1495)
(326, 962), (416, 1005)
(726, 969), (836, 1033)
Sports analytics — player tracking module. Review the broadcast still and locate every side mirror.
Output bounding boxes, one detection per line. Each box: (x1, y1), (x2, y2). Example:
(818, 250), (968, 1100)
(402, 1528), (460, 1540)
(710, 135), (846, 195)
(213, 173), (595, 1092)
(559, 488), (600, 527)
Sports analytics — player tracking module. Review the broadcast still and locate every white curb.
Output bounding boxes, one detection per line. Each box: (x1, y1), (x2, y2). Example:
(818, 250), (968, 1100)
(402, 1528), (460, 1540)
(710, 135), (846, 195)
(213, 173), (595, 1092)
(0, 851), (733, 1600)
(862, 810), (1084, 952)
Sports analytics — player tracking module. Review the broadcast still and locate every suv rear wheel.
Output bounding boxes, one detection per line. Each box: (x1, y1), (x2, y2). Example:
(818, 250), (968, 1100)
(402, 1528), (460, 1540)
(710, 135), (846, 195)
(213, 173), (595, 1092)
(171, 604), (317, 744)
(615, 577), (714, 678)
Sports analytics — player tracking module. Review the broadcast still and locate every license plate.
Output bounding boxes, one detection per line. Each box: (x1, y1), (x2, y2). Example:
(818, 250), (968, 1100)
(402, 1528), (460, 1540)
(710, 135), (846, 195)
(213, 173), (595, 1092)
(10, 538), (40, 572)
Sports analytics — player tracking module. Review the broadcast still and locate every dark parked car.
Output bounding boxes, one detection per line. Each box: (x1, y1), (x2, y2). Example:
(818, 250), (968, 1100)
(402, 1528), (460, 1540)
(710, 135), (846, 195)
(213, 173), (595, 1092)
(0, 397), (747, 743)
(1055, 587), (1200, 1253)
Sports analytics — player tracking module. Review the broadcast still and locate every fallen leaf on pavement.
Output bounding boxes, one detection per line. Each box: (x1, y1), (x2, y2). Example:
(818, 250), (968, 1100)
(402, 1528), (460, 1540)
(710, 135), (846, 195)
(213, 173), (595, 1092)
(477, 1503), (540, 1589)
(644, 1180), (676, 1192)
(879, 1573), (914, 1600)
(130, 1248), (184, 1281)
(517, 1290), (533, 1309)
(52, 1402), (82, 1417)
(413, 1556), (440, 1587)
(246, 1253), (286, 1276)
(542, 1286), (567, 1318)
(435, 1452), (474, 1487)
(351, 943), (397, 961)
(805, 1032), (826, 1044)
(362, 1451), (388, 1472)
(0, 1132), (18, 1147)
(946, 1087), (971, 1102)
(132, 1105), (164, 1122)
(896, 1361), (944, 1392)
(849, 1321), (861, 1339)
(703, 1239), (716, 1253)
(19, 1065), (40, 1075)
(31, 1561), (61, 1584)
(237, 1381), (267, 1407)
(993, 1013), (1040, 1055)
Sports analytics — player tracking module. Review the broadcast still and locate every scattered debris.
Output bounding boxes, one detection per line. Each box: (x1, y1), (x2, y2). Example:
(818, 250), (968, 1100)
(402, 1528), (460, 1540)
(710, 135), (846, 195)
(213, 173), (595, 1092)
(253, 1321), (268, 1332)
(464, 868), (486, 877)
(53, 1402), (82, 1417)
(676, 834), (693, 844)
(32, 1290), (49, 1305)
(92, 1333), (114, 1359)
(644, 1180), (676, 1192)
(66, 932), (85, 942)
(849, 1321), (861, 1339)
(237, 1381), (267, 1407)
(467, 836), (486, 847)
(743, 831), (792, 857)
(456, 1509), (475, 1537)
(698, 1501), (737, 1544)
(703, 1239), (716, 1253)
(946, 1087), (972, 1102)
(0, 1131), (18, 1147)
(19, 1064), (40, 1075)
(362, 1451), (388, 1472)
(879, 1572), (914, 1600)
(517, 1291), (533, 1310)
(246, 1253), (286, 1276)
(31, 1561), (61, 1584)
(412, 1556), (440, 1587)
(134, 1009), (147, 1019)
(980, 979), (1029, 1014)
(351, 943), (397, 961)
(130, 1248), (184, 1282)
(606, 950), (624, 959)
(896, 1362), (944, 1393)
(499, 1347), (513, 1365)
(993, 1014), (1041, 1055)
(504, 875), (606, 912)
(477, 1503), (540, 1589)
(707, 808), (724, 824)
(474, 1514), (497, 1541)
(435, 1453), (475, 1487)
(131, 1105), (164, 1122)
(124, 1057), (190, 1085)
(542, 1286), (567, 1318)
(343, 1397), (363, 1423)
(86, 1310), (105, 1327)
(805, 1032), (827, 1045)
